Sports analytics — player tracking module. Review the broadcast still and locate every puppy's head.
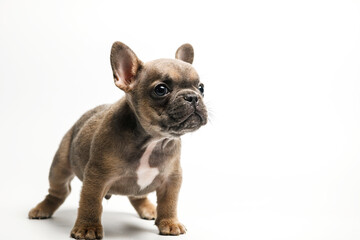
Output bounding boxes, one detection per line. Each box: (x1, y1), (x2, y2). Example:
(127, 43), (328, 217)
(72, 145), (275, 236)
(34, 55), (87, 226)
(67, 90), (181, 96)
(110, 42), (207, 137)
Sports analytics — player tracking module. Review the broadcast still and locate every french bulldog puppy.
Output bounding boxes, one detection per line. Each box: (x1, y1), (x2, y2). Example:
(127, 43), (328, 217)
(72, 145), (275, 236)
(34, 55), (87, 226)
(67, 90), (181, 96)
(28, 42), (207, 239)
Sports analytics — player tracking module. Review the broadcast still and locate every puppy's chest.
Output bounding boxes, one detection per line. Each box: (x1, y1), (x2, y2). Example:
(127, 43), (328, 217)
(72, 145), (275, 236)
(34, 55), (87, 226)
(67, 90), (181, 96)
(114, 139), (178, 194)
(136, 141), (161, 190)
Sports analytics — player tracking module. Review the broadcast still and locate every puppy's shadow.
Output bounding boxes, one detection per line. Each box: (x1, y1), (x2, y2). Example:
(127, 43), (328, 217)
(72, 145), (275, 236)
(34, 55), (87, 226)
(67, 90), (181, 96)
(48, 209), (159, 239)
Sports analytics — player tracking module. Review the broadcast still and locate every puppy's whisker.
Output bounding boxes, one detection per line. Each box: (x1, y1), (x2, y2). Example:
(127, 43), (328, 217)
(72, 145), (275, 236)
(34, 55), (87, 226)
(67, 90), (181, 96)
(204, 100), (215, 125)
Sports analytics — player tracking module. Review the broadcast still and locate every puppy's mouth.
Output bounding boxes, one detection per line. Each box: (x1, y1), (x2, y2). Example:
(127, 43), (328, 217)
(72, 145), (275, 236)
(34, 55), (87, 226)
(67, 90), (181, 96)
(166, 110), (207, 136)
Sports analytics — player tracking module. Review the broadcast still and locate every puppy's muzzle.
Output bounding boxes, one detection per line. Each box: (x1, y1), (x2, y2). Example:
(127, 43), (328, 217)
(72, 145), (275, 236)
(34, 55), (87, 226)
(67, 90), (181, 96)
(165, 91), (207, 136)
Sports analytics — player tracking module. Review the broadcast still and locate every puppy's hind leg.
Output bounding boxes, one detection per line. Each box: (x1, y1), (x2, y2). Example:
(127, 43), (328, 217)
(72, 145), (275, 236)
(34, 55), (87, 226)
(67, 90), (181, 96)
(29, 129), (75, 219)
(129, 196), (157, 220)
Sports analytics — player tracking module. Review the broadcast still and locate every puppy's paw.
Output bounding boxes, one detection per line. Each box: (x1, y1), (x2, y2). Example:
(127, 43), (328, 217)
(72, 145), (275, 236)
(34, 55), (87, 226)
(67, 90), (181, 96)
(156, 219), (186, 235)
(29, 196), (64, 219)
(138, 203), (156, 220)
(130, 197), (157, 220)
(70, 223), (103, 239)
(28, 205), (53, 219)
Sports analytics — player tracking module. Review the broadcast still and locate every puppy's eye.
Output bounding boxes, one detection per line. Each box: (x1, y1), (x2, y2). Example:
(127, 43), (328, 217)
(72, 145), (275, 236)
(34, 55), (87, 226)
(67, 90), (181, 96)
(154, 84), (169, 96)
(198, 84), (204, 95)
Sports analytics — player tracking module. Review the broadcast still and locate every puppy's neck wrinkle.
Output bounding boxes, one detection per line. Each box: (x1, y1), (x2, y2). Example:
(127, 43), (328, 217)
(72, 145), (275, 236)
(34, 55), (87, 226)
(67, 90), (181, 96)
(124, 94), (149, 134)
(113, 97), (148, 137)
(125, 94), (165, 139)
(112, 98), (176, 153)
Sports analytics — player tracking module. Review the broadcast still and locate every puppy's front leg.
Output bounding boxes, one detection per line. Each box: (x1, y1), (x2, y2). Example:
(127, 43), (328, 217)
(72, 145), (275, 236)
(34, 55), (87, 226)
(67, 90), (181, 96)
(155, 171), (186, 235)
(70, 172), (111, 240)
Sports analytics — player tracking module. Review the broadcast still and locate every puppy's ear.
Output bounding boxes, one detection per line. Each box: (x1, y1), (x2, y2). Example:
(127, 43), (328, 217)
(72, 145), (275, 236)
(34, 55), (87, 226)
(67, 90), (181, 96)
(175, 43), (194, 64)
(110, 42), (142, 92)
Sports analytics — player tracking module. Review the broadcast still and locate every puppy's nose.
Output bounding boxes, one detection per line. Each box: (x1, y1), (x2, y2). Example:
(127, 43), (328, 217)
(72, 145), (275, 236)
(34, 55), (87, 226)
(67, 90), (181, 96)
(184, 94), (198, 104)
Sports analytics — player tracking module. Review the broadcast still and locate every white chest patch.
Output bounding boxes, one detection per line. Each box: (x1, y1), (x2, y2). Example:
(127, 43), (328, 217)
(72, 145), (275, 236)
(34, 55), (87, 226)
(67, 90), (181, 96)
(136, 141), (160, 190)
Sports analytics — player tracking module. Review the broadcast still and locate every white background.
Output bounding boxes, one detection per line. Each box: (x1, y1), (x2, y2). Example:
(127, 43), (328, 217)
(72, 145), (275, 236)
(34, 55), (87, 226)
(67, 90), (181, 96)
(1, 0), (360, 239)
